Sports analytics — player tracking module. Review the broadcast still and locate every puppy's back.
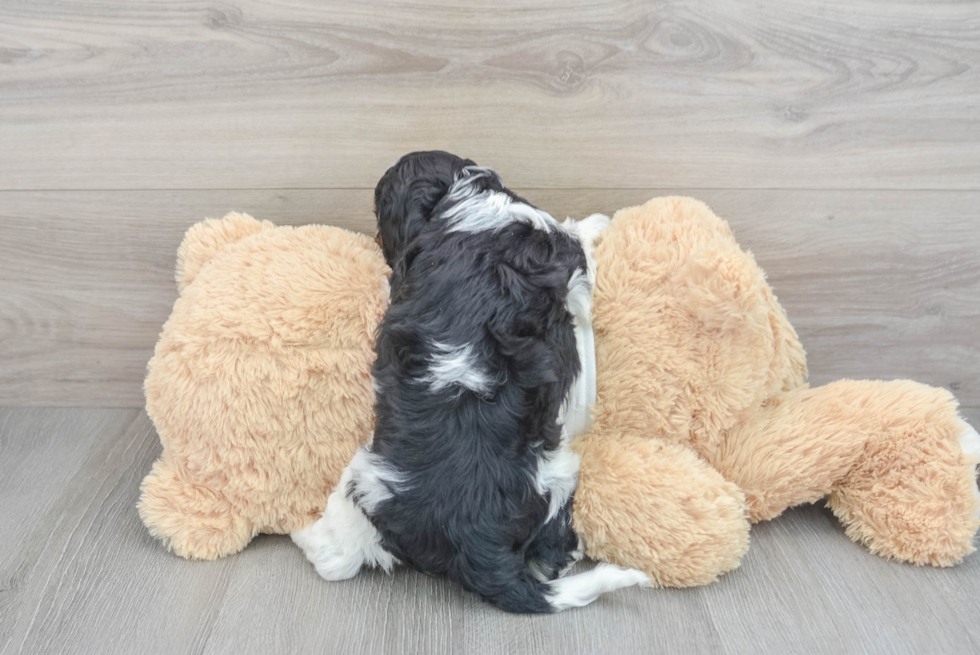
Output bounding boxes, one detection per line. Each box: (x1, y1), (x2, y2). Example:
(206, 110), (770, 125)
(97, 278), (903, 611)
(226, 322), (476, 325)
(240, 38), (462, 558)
(366, 160), (648, 612)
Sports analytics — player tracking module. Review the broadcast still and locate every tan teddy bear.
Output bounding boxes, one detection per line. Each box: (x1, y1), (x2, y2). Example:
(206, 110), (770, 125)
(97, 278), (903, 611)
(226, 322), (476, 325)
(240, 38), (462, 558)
(141, 216), (387, 558)
(139, 198), (980, 586)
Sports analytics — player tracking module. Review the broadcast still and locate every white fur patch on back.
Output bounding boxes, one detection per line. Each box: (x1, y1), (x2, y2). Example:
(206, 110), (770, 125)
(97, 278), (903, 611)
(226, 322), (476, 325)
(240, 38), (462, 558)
(347, 446), (405, 512)
(535, 447), (580, 521)
(426, 342), (495, 396)
(441, 168), (557, 234)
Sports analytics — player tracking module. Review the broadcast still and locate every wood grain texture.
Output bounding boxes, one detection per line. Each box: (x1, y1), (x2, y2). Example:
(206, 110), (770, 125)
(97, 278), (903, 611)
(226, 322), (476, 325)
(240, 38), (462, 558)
(0, 408), (243, 654)
(0, 189), (374, 406)
(1, 189), (977, 407)
(1, 0), (979, 190)
(2, 2), (978, 652)
(1, 408), (979, 655)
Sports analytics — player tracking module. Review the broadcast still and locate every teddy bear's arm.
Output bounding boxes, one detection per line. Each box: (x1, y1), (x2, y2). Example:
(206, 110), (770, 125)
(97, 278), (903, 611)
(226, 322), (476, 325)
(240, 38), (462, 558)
(572, 429), (750, 587)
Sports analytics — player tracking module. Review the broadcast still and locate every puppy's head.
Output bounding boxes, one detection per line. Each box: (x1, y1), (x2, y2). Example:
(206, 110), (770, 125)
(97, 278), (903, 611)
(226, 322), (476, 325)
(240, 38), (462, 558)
(374, 151), (476, 267)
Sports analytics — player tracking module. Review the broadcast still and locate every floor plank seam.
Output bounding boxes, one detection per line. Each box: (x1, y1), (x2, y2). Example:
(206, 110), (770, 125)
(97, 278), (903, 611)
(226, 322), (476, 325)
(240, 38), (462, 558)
(3, 187), (980, 194)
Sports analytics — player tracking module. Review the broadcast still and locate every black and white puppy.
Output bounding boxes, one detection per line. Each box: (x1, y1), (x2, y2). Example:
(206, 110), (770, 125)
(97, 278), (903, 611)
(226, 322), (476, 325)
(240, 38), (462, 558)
(293, 151), (648, 613)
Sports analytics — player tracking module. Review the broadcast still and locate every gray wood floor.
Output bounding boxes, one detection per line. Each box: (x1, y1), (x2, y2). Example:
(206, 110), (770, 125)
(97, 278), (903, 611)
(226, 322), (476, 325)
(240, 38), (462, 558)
(2, 407), (980, 655)
(2, 1), (979, 654)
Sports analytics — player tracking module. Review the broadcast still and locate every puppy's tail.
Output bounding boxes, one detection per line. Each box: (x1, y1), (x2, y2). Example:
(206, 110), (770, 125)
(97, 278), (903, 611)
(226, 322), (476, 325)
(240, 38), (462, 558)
(482, 564), (649, 614)
(545, 564), (650, 612)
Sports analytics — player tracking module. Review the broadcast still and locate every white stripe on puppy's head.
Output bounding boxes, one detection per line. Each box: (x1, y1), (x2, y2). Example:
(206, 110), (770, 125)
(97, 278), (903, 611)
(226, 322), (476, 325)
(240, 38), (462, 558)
(374, 151), (477, 269)
(441, 166), (558, 234)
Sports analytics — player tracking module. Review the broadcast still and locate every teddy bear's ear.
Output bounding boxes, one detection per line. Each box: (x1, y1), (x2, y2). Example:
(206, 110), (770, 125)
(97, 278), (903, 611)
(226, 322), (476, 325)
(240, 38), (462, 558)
(175, 212), (274, 292)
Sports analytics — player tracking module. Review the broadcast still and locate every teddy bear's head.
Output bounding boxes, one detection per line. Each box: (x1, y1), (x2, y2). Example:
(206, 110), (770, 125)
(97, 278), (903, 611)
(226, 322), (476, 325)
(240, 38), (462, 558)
(140, 213), (389, 560)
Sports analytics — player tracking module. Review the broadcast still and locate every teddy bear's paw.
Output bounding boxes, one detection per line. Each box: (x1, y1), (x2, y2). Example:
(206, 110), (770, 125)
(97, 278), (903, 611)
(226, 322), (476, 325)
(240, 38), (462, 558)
(827, 412), (980, 567)
(138, 458), (258, 560)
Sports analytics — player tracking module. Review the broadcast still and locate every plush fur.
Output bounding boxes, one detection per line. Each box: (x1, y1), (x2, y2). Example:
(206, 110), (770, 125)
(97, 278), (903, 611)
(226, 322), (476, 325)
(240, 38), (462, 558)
(139, 215), (389, 559)
(140, 197), (980, 591)
(572, 197), (979, 580)
(293, 153), (645, 613)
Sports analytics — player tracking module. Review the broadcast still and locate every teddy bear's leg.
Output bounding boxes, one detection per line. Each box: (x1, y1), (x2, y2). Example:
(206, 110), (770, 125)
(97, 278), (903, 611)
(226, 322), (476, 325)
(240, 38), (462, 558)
(138, 457), (256, 560)
(711, 380), (980, 565)
(572, 430), (750, 587)
(709, 383), (878, 523)
(825, 383), (980, 566)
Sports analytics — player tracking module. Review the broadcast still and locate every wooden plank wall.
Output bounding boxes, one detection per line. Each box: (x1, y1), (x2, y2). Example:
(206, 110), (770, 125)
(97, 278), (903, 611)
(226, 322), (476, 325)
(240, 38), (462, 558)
(1, 0), (978, 409)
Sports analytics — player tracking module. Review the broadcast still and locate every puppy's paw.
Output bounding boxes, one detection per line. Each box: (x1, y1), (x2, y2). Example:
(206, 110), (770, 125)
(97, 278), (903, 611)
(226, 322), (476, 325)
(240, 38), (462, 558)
(556, 537), (586, 578)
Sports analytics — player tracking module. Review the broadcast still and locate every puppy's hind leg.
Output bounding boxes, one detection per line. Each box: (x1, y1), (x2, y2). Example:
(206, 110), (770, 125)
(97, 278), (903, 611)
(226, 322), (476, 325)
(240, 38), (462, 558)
(525, 499), (583, 581)
(291, 460), (397, 581)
